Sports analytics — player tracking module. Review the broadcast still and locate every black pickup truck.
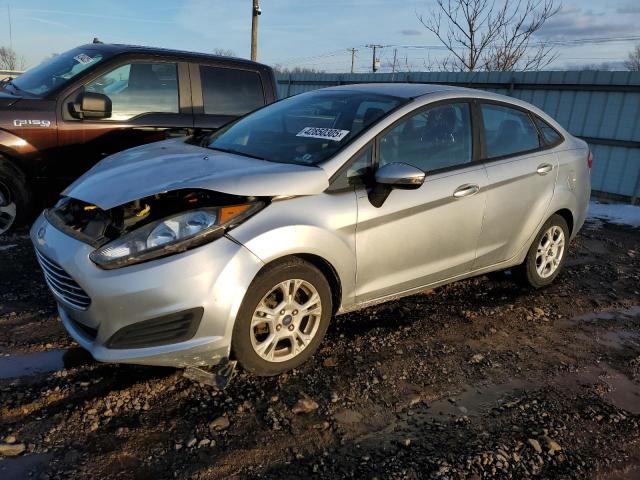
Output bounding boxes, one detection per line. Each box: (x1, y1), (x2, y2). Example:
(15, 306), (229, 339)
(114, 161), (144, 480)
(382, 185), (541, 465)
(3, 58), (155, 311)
(0, 43), (277, 234)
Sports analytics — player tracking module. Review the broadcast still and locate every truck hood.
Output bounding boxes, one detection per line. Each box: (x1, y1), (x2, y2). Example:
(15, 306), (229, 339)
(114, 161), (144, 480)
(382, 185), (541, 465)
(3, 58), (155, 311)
(63, 138), (330, 209)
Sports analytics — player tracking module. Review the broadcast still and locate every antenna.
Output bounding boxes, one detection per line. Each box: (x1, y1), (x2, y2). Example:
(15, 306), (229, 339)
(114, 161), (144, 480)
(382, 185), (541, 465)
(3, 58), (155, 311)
(7, 4), (13, 50)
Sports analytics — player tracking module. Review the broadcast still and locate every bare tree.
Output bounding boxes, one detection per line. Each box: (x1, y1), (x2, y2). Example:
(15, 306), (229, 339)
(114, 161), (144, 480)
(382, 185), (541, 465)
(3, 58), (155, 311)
(213, 48), (237, 57)
(417, 0), (560, 71)
(625, 45), (640, 71)
(273, 64), (325, 74)
(0, 46), (25, 71)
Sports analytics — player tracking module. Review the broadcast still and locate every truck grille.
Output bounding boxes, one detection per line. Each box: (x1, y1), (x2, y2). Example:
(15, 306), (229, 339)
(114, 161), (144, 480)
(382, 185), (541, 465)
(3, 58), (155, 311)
(35, 249), (91, 310)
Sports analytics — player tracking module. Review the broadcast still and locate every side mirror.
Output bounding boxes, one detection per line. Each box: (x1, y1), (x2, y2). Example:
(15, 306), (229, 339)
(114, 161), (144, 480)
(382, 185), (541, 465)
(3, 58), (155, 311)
(69, 92), (112, 120)
(375, 162), (425, 189)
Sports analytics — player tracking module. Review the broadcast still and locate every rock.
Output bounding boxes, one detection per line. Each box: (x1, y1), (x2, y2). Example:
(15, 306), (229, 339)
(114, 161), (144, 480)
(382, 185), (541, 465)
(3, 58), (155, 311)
(541, 435), (562, 452)
(186, 437), (197, 448)
(528, 438), (542, 454)
(330, 392), (339, 403)
(323, 357), (338, 367)
(4, 435), (16, 444)
(198, 438), (211, 448)
(408, 394), (422, 407)
(209, 416), (230, 430)
(403, 438), (411, 447)
(333, 409), (363, 424)
(533, 307), (545, 317)
(470, 353), (485, 364)
(0, 443), (26, 456)
(292, 398), (319, 414)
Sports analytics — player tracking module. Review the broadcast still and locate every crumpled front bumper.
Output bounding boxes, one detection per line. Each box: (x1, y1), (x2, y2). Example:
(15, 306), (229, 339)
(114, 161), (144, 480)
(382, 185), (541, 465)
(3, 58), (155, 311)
(30, 213), (264, 367)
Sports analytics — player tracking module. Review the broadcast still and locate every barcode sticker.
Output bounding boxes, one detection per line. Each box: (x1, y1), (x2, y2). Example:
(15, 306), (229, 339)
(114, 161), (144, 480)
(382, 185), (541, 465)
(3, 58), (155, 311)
(296, 127), (350, 142)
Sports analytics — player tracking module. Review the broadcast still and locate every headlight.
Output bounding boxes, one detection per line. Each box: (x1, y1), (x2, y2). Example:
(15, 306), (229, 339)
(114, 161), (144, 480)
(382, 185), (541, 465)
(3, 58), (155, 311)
(90, 203), (262, 269)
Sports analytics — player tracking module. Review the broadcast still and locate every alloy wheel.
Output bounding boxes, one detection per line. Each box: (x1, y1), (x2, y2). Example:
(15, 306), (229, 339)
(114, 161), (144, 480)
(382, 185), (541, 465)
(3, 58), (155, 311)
(0, 182), (16, 235)
(535, 225), (565, 279)
(250, 278), (322, 363)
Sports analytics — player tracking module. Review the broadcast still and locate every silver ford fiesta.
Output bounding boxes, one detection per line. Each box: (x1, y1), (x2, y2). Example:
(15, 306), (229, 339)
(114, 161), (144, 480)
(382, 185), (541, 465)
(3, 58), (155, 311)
(31, 83), (591, 376)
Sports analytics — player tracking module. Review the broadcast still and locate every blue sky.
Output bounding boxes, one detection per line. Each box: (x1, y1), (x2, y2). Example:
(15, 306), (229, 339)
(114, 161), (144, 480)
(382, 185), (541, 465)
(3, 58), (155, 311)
(3, 0), (640, 72)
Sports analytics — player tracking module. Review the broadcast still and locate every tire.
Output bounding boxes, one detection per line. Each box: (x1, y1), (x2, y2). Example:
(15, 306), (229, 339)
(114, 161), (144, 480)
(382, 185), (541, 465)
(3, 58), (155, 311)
(0, 156), (32, 235)
(232, 257), (333, 376)
(514, 214), (569, 288)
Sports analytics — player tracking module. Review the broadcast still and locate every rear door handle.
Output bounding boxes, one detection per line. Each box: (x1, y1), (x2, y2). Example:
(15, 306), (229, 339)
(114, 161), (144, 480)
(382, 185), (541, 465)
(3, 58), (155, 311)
(537, 163), (553, 175)
(453, 184), (480, 198)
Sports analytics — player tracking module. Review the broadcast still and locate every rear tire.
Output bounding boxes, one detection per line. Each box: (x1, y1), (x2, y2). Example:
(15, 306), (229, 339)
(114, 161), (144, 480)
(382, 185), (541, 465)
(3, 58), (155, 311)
(232, 257), (332, 376)
(515, 214), (569, 288)
(0, 156), (31, 235)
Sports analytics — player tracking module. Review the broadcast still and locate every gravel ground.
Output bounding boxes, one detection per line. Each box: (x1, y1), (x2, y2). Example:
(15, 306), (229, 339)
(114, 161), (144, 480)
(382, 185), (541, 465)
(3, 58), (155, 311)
(0, 218), (639, 479)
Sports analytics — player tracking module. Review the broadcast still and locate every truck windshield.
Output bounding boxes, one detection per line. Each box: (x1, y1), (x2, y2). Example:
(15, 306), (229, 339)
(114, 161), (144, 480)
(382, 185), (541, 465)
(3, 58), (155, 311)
(207, 90), (405, 165)
(11, 48), (105, 96)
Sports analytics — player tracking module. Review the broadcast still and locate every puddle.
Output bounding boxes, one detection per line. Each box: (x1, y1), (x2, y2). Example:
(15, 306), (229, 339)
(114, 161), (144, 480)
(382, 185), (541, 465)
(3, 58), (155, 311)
(573, 306), (640, 323)
(0, 453), (52, 479)
(556, 364), (640, 415)
(426, 379), (533, 419)
(0, 348), (93, 379)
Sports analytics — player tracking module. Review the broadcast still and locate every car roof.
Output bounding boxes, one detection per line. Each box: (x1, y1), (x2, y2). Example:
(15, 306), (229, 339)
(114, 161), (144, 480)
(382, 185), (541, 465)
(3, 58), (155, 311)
(324, 82), (476, 99)
(75, 43), (272, 70)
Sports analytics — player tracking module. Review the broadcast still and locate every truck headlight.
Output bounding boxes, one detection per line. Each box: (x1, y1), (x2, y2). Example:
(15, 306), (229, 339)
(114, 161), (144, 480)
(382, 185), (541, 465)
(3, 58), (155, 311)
(90, 203), (262, 269)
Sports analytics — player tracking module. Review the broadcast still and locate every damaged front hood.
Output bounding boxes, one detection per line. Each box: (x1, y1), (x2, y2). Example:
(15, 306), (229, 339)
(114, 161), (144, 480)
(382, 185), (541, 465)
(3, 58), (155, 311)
(63, 138), (330, 209)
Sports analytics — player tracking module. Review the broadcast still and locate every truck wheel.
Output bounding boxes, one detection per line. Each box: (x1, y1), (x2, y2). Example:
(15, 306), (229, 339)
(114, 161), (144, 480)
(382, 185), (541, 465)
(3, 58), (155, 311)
(0, 156), (32, 235)
(515, 214), (569, 288)
(232, 257), (332, 376)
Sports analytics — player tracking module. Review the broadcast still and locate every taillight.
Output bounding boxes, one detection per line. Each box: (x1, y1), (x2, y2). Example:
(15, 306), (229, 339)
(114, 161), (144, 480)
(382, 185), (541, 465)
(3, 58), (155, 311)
(587, 150), (593, 170)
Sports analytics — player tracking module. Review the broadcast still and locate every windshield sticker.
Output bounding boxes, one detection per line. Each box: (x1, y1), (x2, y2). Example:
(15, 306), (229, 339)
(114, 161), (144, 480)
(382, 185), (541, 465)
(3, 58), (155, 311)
(73, 53), (94, 65)
(296, 127), (350, 142)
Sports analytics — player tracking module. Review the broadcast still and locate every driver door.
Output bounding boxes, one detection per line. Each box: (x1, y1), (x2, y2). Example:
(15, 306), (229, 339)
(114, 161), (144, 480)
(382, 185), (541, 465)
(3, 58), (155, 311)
(355, 101), (488, 303)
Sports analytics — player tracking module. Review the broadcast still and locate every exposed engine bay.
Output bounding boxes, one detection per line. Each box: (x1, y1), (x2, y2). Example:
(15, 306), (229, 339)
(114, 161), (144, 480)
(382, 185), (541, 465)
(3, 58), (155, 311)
(46, 189), (263, 248)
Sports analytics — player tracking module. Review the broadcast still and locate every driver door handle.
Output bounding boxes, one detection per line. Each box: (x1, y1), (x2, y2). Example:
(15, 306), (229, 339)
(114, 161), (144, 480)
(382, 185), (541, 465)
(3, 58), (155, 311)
(453, 184), (480, 198)
(537, 163), (553, 175)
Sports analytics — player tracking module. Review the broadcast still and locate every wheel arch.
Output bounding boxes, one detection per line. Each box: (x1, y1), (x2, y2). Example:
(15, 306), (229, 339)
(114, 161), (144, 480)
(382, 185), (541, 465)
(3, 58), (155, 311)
(554, 208), (574, 236)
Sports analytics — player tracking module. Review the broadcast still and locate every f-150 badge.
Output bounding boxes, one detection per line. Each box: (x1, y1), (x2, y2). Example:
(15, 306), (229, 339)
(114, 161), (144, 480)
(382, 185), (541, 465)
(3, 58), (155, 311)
(13, 119), (51, 127)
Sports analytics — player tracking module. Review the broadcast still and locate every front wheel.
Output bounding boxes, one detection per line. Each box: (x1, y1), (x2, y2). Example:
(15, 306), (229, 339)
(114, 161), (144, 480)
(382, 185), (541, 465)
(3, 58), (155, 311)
(231, 258), (332, 376)
(0, 157), (31, 235)
(515, 214), (569, 288)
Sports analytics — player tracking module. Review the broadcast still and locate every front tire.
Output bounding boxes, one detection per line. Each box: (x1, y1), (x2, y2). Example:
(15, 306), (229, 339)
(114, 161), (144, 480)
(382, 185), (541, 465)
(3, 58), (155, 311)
(0, 156), (32, 235)
(515, 214), (569, 288)
(232, 258), (332, 376)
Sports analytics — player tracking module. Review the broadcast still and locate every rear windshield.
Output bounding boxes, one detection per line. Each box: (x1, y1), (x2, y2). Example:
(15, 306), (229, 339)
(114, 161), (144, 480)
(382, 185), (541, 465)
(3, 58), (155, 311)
(207, 90), (405, 165)
(11, 47), (106, 96)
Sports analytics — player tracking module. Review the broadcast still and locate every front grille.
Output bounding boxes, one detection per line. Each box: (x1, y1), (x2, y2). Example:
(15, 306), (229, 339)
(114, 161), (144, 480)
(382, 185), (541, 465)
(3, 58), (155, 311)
(35, 249), (91, 310)
(107, 308), (203, 349)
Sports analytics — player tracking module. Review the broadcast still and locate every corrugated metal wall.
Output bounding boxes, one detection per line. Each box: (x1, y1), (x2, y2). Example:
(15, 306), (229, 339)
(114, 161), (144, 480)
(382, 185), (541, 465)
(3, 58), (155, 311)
(276, 71), (640, 202)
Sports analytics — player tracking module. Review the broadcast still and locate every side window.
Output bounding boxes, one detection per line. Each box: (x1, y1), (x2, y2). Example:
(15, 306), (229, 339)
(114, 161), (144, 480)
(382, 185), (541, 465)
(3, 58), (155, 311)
(328, 145), (373, 191)
(200, 66), (265, 116)
(85, 62), (179, 121)
(481, 104), (540, 158)
(533, 115), (562, 145)
(378, 103), (472, 172)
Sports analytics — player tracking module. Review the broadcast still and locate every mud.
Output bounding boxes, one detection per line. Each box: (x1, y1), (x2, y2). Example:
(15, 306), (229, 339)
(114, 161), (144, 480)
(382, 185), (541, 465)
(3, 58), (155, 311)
(0, 219), (639, 479)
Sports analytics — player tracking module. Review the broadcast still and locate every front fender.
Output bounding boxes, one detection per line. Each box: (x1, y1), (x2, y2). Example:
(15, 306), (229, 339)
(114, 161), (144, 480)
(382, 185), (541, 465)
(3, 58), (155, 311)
(228, 195), (358, 312)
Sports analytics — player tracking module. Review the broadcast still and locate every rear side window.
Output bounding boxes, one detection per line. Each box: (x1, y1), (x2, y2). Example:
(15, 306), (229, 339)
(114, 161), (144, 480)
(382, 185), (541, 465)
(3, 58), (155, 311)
(200, 66), (265, 116)
(481, 104), (540, 158)
(533, 115), (562, 145)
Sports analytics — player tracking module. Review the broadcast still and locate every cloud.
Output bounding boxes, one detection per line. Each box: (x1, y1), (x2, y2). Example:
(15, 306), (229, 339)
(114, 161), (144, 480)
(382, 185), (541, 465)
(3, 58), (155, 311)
(400, 29), (422, 36)
(537, 7), (633, 39)
(616, 6), (640, 14)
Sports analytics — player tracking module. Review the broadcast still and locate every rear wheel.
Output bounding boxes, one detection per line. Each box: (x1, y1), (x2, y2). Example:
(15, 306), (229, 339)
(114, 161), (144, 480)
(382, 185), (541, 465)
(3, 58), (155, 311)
(232, 258), (332, 376)
(0, 157), (31, 235)
(515, 214), (569, 288)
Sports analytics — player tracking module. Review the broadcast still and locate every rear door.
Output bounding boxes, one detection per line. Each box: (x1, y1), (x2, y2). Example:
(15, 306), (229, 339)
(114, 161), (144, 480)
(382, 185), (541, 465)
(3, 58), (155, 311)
(473, 102), (558, 269)
(190, 63), (269, 131)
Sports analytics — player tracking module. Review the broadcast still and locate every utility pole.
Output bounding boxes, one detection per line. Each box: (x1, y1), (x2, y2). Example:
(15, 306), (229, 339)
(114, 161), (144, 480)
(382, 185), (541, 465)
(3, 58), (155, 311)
(251, 0), (261, 61)
(391, 48), (398, 73)
(366, 44), (383, 73)
(347, 48), (357, 74)
(7, 4), (12, 51)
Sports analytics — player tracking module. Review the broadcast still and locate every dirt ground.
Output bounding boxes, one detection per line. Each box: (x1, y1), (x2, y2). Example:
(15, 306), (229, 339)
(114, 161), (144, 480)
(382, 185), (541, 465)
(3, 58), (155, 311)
(0, 217), (639, 479)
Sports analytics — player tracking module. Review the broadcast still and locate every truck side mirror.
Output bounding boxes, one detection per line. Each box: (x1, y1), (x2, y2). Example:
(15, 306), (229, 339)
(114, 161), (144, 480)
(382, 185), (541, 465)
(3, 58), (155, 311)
(69, 92), (112, 120)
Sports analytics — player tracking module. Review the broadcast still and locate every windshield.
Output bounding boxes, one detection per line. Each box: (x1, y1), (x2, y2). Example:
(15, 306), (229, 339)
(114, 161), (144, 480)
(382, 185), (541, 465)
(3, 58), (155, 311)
(207, 90), (405, 165)
(11, 47), (106, 96)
